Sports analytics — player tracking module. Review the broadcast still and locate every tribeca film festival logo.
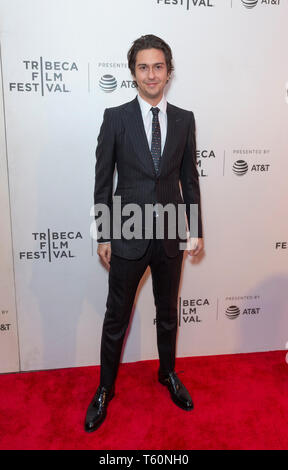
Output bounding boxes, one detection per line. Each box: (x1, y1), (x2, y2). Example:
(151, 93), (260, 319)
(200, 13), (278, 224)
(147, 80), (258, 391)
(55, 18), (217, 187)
(19, 229), (83, 262)
(178, 297), (209, 325)
(153, 297), (209, 327)
(196, 149), (216, 177)
(225, 295), (261, 319)
(275, 241), (287, 251)
(9, 58), (78, 96)
(156, 0), (215, 10)
(231, 148), (270, 176)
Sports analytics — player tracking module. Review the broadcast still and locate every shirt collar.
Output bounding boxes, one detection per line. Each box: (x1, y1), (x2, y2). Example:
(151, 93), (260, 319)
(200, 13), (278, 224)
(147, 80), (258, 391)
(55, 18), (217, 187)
(137, 92), (167, 118)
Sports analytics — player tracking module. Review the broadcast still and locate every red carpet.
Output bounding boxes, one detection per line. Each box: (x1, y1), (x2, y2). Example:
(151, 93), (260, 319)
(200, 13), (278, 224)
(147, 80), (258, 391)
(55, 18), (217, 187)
(0, 350), (287, 450)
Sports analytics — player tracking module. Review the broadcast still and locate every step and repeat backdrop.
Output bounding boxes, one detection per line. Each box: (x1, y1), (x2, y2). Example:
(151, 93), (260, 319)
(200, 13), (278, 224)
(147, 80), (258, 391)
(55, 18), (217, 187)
(0, 0), (288, 373)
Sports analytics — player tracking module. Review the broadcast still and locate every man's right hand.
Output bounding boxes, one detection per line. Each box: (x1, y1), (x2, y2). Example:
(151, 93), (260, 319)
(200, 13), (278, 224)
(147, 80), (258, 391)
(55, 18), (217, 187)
(97, 242), (111, 270)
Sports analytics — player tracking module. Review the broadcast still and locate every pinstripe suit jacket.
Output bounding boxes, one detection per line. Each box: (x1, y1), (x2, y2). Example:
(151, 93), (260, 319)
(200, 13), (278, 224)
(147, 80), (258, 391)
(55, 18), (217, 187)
(94, 96), (202, 259)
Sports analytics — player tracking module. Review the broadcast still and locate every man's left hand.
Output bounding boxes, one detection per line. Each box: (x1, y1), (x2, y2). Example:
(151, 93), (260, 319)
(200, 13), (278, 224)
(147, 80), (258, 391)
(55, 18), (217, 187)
(187, 237), (204, 257)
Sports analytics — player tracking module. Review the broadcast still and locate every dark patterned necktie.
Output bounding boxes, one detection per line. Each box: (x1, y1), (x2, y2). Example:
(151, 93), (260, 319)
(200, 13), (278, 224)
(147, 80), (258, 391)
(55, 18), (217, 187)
(150, 107), (161, 174)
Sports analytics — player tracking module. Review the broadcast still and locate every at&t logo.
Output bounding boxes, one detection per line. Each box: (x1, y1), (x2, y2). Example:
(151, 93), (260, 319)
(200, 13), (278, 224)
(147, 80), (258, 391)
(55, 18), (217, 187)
(98, 74), (137, 93)
(225, 304), (261, 319)
(241, 0), (258, 7)
(99, 75), (117, 93)
(225, 305), (241, 319)
(232, 160), (249, 176)
(232, 159), (270, 175)
(240, 0), (280, 7)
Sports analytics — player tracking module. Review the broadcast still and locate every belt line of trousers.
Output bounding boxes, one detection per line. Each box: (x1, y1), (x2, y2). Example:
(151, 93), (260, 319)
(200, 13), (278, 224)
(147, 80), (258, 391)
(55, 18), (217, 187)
(99, 218), (184, 388)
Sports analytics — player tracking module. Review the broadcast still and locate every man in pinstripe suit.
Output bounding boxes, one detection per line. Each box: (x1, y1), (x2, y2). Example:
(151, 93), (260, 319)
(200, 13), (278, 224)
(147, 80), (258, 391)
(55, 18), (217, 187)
(85, 35), (204, 432)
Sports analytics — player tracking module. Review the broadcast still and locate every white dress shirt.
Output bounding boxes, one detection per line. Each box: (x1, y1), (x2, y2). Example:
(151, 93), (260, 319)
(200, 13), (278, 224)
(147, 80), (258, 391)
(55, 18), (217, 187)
(137, 93), (168, 218)
(137, 92), (167, 155)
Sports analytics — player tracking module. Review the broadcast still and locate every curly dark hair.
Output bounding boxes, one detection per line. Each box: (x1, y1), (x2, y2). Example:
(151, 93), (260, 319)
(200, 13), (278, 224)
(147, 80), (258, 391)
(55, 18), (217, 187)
(127, 34), (174, 77)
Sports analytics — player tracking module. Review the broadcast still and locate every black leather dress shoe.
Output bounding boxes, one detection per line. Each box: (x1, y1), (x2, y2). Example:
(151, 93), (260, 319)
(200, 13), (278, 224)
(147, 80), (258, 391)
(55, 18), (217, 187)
(84, 385), (115, 432)
(158, 371), (194, 411)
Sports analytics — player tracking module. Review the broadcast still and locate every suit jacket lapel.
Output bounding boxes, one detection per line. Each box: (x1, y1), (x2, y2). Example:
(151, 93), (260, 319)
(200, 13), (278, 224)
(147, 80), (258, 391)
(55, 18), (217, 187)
(123, 97), (156, 176)
(158, 102), (177, 176)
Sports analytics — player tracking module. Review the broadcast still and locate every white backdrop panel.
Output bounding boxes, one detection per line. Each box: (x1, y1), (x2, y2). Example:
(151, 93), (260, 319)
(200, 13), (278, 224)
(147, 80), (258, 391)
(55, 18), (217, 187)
(0, 44), (19, 373)
(0, 0), (287, 372)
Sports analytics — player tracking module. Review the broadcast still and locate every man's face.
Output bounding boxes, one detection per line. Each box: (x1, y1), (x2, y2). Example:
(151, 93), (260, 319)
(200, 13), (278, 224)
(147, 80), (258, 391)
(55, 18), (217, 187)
(133, 48), (170, 103)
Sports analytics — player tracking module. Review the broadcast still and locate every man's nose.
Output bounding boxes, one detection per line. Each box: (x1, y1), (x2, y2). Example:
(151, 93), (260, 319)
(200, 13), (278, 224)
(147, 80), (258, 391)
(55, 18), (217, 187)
(147, 67), (155, 79)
